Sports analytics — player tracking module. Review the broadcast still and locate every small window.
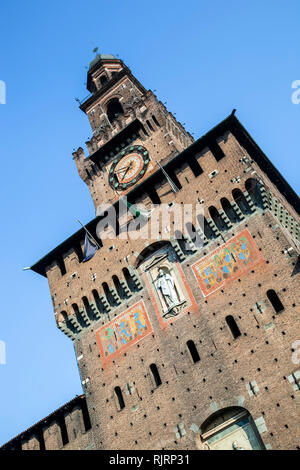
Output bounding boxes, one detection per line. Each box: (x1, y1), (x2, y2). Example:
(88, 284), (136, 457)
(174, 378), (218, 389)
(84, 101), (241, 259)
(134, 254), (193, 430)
(226, 316), (241, 339)
(100, 74), (108, 86)
(186, 340), (200, 363)
(266, 290), (284, 313)
(114, 386), (125, 410)
(149, 363), (162, 387)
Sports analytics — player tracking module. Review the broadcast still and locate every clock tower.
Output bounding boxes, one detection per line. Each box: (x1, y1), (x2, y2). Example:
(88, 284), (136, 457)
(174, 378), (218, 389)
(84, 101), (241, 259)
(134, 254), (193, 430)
(73, 54), (193, 210)
(2, 53), (300, 451)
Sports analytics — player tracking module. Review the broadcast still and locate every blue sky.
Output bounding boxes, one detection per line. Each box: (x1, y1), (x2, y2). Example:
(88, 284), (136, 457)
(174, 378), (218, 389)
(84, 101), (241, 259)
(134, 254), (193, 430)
(0, 0), (299, 445)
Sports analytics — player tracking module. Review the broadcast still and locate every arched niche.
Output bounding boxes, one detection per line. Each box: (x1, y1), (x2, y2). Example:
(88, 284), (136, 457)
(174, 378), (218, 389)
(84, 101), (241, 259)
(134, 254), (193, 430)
(199, 407), (266, 450)
(135, 241), (170, 268)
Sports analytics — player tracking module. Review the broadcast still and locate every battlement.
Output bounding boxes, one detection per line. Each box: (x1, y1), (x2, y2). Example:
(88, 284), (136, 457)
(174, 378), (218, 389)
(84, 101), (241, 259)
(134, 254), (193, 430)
(0, 395), (93, 451)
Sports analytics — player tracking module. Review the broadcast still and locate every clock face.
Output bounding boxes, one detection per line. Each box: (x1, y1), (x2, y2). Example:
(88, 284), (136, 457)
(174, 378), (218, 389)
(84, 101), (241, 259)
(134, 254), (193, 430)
(109, 145), (150, 191)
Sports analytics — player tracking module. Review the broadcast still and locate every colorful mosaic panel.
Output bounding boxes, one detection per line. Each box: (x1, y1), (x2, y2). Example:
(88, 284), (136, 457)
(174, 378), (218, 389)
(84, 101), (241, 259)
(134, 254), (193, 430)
(192, 229), (263, 297)
(95, 301), (152, 364)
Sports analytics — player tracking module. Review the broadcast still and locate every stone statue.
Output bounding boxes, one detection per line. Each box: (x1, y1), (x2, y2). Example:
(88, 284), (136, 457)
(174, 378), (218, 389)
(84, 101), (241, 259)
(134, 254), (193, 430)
(232, 440), (244, 450)
(155, 267), (180, 310)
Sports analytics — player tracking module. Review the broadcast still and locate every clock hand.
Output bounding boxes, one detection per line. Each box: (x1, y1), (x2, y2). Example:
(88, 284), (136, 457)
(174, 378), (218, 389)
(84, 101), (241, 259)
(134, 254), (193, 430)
(115, 164), (131, 174)
(121, 162), (133, 181)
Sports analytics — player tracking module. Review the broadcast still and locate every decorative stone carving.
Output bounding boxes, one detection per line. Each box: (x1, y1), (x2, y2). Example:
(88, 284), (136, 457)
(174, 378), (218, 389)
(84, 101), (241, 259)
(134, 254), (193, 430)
(141, 245), (195, 324)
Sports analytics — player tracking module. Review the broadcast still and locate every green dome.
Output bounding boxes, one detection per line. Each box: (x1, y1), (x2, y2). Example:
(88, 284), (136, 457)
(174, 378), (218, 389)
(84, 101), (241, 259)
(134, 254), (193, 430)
(89, 54), (116, 70)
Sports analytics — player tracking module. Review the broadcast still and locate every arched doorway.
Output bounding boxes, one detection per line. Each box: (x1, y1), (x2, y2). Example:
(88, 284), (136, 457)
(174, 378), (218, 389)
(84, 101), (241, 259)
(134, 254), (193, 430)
(199, 407), (265, 450)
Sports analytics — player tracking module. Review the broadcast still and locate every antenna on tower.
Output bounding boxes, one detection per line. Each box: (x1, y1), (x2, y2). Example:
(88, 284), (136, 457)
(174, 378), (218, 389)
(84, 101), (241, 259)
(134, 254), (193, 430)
(93, 47), (99, 54)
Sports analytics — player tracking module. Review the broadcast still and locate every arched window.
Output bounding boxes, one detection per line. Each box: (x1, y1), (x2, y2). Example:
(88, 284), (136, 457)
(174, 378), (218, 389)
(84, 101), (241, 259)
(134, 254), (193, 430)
(100, 74), (108, 86)
(209, 206), (228, 231)
(226, 315), (241, 339)
(186, 340), (200, 363)
(149, 363), (162, 387)
(232, 189), (251, 214)
(266, 289), (284, 313)
(114, 386), (125, 410)
(221, 198), (240, 223)
(107, 98), (124, 123)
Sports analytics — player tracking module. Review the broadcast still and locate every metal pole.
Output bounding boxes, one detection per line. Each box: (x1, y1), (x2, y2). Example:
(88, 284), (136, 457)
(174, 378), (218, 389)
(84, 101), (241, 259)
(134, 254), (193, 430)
(77, 220), (101, 249)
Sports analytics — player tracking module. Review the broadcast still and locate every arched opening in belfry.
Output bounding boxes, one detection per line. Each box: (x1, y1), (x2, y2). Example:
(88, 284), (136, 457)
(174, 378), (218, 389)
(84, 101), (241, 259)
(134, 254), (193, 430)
(266, 289), (284, 313)
(225, 315), (241, 339)
(100, 74), (108, 86)
(245, 178), (264, 209)
(107, 98), (124, 123)
(232, 188), (251, 214)
(221, 198), (240, 223)
(199, 407), (266, 450)
(209, 206), (228, 231)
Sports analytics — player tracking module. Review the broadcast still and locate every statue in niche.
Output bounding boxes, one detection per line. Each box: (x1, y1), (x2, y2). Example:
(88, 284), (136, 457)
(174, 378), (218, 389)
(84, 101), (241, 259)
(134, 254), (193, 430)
(155, 267), (184, 317)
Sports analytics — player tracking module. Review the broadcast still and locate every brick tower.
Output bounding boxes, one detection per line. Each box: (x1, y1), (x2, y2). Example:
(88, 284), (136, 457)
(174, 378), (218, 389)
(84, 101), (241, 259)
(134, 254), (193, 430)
(2, 54), (300, 450)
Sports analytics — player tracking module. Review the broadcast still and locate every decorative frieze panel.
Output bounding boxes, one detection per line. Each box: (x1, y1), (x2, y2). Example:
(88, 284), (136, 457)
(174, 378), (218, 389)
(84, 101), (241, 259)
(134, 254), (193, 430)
(95, 300), (152, 365)
(191, 229), (264, 297)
